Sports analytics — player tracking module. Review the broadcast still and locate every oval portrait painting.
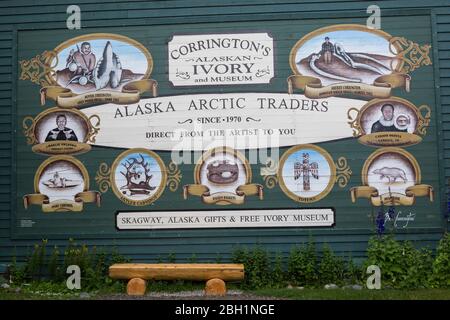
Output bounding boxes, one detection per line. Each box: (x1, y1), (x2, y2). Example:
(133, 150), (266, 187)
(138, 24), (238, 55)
(50, 34), (152, 94)
(290, 25), (401, 86)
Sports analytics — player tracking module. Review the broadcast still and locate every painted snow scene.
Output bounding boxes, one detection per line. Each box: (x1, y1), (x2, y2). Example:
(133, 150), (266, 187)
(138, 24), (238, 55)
(52, 37), (150, 94)
(293, 27), (400, 86)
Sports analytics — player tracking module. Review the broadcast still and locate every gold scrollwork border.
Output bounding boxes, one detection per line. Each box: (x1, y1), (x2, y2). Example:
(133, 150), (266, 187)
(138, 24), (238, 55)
(260, 157), (279, 189)
(167, 161), (182, 192)
(389, 37), (432, 73)
(417, 104), (432, 135)
(335, 157), (352, 188)
(109, 148), (167, 206)
(19, 50), (58, 87)
(278, 144), (337, 203)
(95, 162), (111, 193)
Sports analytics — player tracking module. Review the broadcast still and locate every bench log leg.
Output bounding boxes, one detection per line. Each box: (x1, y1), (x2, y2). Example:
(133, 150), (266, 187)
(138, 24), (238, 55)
(205, 278), (226, 296)
(127, 278), (147, 296)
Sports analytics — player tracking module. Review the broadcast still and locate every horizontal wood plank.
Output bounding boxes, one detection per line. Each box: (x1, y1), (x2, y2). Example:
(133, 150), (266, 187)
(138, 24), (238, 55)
(109, 263), (244, 281)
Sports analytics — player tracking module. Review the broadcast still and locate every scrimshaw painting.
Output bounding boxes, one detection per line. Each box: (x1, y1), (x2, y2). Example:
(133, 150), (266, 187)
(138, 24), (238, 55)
(52, 35), (151, 94)
(293, 27), (399, 86)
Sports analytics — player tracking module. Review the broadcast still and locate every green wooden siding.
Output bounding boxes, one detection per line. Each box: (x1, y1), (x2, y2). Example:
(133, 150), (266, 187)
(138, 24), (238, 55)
(0, 0), (449, 268)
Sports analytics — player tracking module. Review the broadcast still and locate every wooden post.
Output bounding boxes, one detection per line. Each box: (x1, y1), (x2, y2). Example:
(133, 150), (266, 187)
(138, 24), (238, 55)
(205, 278), (226, 296)
(127, 278), (147, 296)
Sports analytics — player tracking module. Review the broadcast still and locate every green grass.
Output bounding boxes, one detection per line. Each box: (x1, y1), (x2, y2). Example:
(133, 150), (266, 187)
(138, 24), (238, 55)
(251, 288), (450, 300)
(2, 282), (450, 300)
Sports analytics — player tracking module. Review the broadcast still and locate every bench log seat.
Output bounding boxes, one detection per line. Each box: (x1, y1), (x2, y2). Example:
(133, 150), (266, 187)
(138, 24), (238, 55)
(109, 263), (245, 296)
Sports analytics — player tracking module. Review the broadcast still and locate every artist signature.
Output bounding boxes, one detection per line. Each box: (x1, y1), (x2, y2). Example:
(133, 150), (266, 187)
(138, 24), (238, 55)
(384, 211), (416, 229)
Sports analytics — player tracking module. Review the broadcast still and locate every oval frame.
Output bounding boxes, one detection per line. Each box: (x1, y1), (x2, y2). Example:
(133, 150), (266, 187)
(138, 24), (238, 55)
(357, 97), (423, 135)
(361, 147), (421, 186)
(110, 148), (167, 206)
(24, 107), (98, 155)
(194, 147), (252, 186)
(45, 33), (153, 88)
(289, 24), (402, 76)
(32, 107), (92, 143)
(34, 155), (89, 194)
(278, 144), (336, 203)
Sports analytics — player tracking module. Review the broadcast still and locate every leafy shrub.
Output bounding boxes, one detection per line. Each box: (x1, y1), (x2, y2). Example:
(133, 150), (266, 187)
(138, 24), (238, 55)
(231, 245), (271, 289)
(365, 235), (434, 289)
(317, 244), (346, 286)
(430, 232), (450, 288)
(8, 239), (130, 291)
(287, 241), (317, 287)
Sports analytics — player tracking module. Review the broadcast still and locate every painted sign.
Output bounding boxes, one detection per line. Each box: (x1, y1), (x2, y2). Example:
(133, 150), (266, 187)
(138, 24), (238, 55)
(116, 208), (335, 229)
(168, 33), (274, 86)
(16, 21), (438, 235)
(80, 93), (366, 151)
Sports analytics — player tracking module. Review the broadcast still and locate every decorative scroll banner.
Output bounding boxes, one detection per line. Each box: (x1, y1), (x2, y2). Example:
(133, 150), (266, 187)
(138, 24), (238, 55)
(183, 183), (263, 205)
(23, 155), (101, 212)
(183, 147), (263, 205)
(23, 191), (101, 212)
(350, 147), (433, 206)
(40, 79), (158, 108)
(288, 24), (431, 99)
(287, 73), (411, 99)
(350, 184), (434, 206)
(80, 93), (367, 151)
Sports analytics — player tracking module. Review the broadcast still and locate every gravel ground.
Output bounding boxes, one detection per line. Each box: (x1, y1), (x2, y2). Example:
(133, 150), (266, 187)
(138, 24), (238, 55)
(95, 290), (286, 300)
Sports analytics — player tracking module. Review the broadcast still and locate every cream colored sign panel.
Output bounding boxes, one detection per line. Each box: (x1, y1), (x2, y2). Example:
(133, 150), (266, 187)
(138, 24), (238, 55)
(168, 33), (274, 86)
(116, 208), (335, 229)
(80, 93), (366, 151)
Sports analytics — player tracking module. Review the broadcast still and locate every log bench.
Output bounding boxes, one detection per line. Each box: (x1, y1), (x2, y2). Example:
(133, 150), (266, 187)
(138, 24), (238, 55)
(109, 263), (245, 296)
